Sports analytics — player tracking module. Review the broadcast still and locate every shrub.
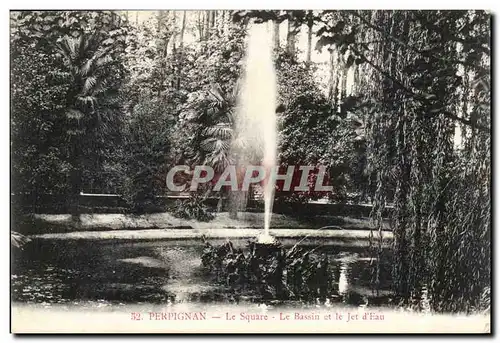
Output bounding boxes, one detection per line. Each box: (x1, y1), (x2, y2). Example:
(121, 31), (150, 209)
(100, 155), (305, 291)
(170, 196), (215, 222)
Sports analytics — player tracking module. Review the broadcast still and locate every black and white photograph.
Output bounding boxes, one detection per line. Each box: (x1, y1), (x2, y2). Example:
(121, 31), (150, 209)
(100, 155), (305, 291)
(9, 9), (491, 334)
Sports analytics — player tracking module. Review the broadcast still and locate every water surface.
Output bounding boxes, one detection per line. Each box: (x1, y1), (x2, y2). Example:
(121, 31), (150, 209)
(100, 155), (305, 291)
(11, 238), (393, 308)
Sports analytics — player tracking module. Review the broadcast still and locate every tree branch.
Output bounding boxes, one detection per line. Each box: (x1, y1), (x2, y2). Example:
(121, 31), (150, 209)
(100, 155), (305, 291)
(349, 46), (490, 133)
(440, 112), (490, 133)
(347, 10), (481, 69)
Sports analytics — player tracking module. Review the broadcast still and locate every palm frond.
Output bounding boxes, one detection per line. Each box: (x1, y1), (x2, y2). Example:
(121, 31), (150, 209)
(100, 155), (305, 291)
(206, 142), (231, 172)
(83, 76), (97, 95)
(66, 128), (86, 136)
(91, 80), (109, 96)
(202, 124), (233, 140)
(57, 36), (78, 63)
(200, 137), (218, 152)
(79, 33), (95, 56)
(65, 108), (85, 120)
(76, 95), (98, 110)
(80, 58), (95, 77)
(201, 137), (230, 154)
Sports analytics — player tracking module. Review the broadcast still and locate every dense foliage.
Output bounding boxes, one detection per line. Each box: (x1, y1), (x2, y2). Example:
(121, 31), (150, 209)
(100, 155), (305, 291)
(310, 10), (491, 312)
(11, 11), (129, 216)
(170, 196), (215, 222)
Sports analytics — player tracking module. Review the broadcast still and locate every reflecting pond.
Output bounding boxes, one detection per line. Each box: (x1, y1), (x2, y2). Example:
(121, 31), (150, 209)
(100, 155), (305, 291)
(11, 238), (394, 308)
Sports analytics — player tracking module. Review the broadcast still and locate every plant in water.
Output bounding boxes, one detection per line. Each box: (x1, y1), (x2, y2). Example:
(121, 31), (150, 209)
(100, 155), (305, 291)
(200, 237), (335, 303)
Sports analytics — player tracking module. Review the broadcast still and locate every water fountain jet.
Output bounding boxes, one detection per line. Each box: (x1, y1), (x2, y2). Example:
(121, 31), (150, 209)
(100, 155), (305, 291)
(235, 23), (278, 245)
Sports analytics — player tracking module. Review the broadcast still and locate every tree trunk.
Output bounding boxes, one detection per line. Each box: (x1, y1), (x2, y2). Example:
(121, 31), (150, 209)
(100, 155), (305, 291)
(69, 139), (82, 225)
(157, 10), (163, 33)
(306, 10), (313, 64)
(228, 191), (239, 219)
(220, 10), (226, 35)
(179, 11), (186, 48)
(327, 48), (340, 110)
(197, 11), (204, 41)
(211, 11), (216, 28)
(156, 11), (171, 96)
(205, 10), (211, 38)
(352, 64), (360, 95)
(65, 80), (83, 225)
(174, 11), (187, 90)
(286, 19), (296, 55)
(217, 193), (223, 212)
(222, 10), (229, 35)
(171, 11), (177, 53)
(273, 19), (280, 50)
(327, 49), (334, 100)
(340, 65), (348, 109)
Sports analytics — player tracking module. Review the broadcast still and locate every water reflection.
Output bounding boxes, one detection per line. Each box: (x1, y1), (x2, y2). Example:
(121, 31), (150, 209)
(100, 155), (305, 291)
(11, 239), (393, 308)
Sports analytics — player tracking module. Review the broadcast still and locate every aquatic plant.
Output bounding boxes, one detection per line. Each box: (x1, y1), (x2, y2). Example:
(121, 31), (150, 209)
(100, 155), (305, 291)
(200, 237), (332, 303)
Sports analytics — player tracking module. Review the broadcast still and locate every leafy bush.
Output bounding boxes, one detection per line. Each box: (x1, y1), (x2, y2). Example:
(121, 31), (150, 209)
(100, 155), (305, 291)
(121, 96), (173, 213)
(170, 196), (215, 222)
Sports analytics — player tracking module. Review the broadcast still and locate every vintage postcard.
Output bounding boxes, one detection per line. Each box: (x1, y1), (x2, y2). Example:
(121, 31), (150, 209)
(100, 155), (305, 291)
(10, 9), (491, 334)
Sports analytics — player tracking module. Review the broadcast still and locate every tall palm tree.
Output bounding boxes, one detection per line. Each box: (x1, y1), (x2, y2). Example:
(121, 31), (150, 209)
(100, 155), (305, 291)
(181, 83), (245, 216)
(182, 83), (239, 173)
(57, 33), (114, 220)
(183, 82), (279, 216)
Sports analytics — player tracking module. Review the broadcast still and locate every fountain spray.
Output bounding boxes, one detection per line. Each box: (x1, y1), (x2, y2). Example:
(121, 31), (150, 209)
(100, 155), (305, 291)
(236, 23), (277, 244)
